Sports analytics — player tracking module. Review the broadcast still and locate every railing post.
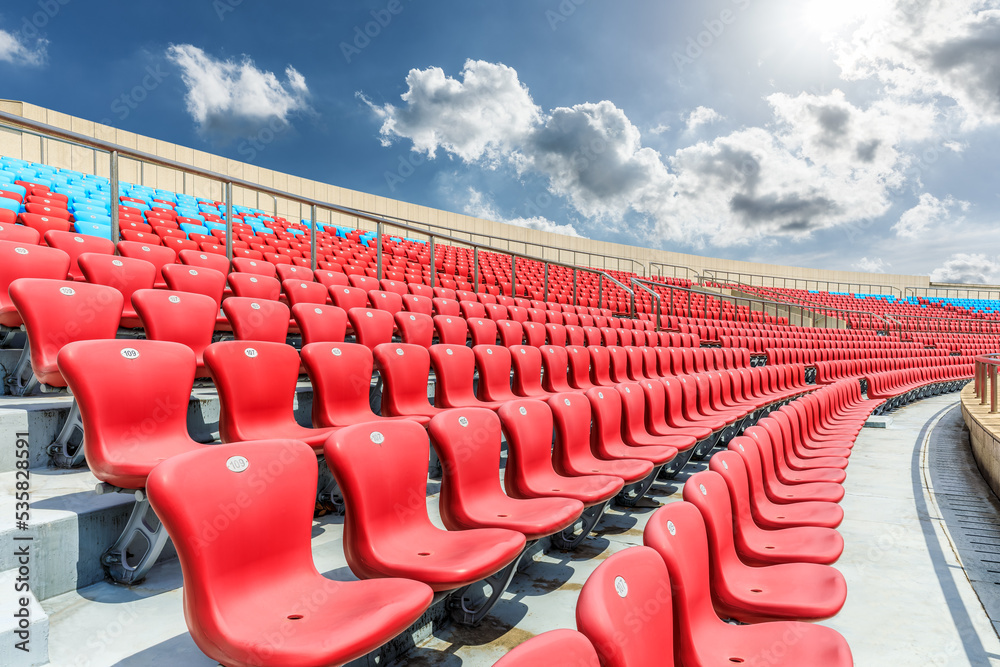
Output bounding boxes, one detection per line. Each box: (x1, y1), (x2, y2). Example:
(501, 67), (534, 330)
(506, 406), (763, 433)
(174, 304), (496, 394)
(598, 273), (603, 310)
(511, 255), (516, 298)
(991, 365), (997, 413)
(224, 181), (233, 261)
(572, 267), (578, 307)
(975, 361), (981, 398)
(474, 246), (480, 293)
(309, 204), (317, 271)
(982, 362), (989, 406)
(429, 237), (436, 288)
(375, 221), (383, 280)
(109, 150), (120, 248)
(544, 263), (549, 303)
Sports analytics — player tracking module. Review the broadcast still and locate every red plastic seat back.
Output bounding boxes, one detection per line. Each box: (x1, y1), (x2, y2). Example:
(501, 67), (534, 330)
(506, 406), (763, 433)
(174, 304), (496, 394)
(429, 344), (480, 407)
(10, 279), (123, 387)
(497, 319), (524, 346)
(146, 438), (320, 653)
(132, 289), (217, 371)
(0, 240), (71, 327)
(368, 289), (404, 315)
(510, 344), (546, 396)
(162, 264), (226, 308)
(493, 630), (600, 666)
(178, 249), (230, 274)
(222, 297), (289, 342)
(330, 285), (370, 311)
(227, 272), (281, 300)
(276, 264), (313, 282)
(372, 343), (434, 416)
(522, 321), (547, 347)
(0, 221), (41, 245)
(395, 311), (434, 348)
(433, 314), (468, 345)
(402, 293), (433, 316)
(642, 501), (721, 651)
(203, 341), (301, 444)
(116, 240), (176, 285)
(44, 230), (114, 280)
(576, 546), (674, 667)
(540, 345), (573, 392)
(301, 342), (379, 426)
(348, 307), (394, 350)
(231, 257), (277, 277)
(283, 279), (328, 307)
(468, 317), (498, 346)
(314, 269), (350, 289)
(473, 345), (517, 402)
(58, 339), (198, 488)
(323, 420), (440, 576)
(292, 303), (348, 345)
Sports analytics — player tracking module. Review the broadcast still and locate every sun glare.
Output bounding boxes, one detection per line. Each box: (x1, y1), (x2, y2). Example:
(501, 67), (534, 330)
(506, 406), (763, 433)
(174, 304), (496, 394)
(799, 0), (872, 35)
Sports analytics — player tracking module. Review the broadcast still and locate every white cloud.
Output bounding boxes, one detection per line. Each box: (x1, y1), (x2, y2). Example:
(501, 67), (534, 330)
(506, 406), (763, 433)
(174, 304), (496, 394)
(930, 253), (1000, 284)
(649, 123), (671, 135)
(832, 0), (1000, 129)
(0, 28), (46, 66)
(362, 60), (540, 164)
(684, 106), (723, 132)
(166, 44), (310, 136)
(362, 60), (947, 248)
(892, 193), (970, 238)
(464, 188), (580, 237)
(852, 257), (889, 272)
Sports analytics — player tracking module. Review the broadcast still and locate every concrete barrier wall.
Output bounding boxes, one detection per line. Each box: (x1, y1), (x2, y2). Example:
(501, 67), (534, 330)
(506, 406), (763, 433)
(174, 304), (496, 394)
(0, 99), (932, 292)
(961, 384), (1000, 500)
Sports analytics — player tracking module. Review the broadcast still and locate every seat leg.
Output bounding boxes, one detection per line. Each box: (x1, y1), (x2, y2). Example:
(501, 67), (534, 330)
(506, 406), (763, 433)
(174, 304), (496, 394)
(694, 428), (727, 459)
(618, 466), (661, 506)
(447, 541), (533, 626)
(48, 398), (86, 468)
(661, 446), (696, 479)
(550, 501), (607, 550)
(100, 492), (169, 585)
(315, 459), (344, 516)
(4, 343), (32, 395)
(370, 373), (383, 415)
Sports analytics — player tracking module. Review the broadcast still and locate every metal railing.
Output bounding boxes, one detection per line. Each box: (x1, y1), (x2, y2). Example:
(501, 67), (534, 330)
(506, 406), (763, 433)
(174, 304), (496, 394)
(375, 212), (648, 276)
(649, 261), (699, 281)
(974, 354), (1000, 413)
(905, 285), (1000, 301)
(701, 269), (902, 298)
(0, 109), (649, 311)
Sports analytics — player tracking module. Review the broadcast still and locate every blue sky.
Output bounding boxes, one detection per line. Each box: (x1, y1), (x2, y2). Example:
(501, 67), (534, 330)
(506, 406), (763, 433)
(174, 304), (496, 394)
(2, 0), (999, 282)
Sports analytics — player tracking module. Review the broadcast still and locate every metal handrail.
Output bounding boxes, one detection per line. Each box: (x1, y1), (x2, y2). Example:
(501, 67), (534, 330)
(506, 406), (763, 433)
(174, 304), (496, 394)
(376, 212), (648, 276)
(701, 268), (902, 298)
(649, 261), (698, 280)
(974, 354), (1000, 413)
(0, 109), (645, 311)
(905, 285), (1000, 301)
(631, 278), (661, 330)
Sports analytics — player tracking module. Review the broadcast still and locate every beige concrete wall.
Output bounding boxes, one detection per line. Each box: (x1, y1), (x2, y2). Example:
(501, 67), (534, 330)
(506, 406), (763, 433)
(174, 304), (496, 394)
(961, 383), (1000, 501)
(0, 99), (932, 292)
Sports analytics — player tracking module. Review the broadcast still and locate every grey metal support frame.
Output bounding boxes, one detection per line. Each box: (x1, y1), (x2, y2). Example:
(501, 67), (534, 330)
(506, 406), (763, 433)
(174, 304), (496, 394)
(631, 277), (662, 330)
(94, 487), (170, 585)
(109, 151), (120, 246)
(376, 221), (383, 281)
(224, 182), (233, 260)
(309, 204), (317, 271)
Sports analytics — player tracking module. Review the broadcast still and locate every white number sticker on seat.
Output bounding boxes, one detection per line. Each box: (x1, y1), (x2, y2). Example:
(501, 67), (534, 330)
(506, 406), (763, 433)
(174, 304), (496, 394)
(226, 456), (250, 473)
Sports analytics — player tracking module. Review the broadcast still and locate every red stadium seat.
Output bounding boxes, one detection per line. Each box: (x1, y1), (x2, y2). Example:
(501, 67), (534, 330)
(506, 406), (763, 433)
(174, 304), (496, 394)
(0, 240), (71, 333)
(116, 240), (176, 288)
(575, 547), (674, 667)
(222, 297), (290, 343)
(330, 285), (370, 311)
(78, 252), (156, 329)
(162, 264), (226, 310)
(323, 420), (526, 625)
(429, 344), (504, 410)
(132, 289), (217, 376)
(8, 279), (122, 395)
(682, 470), (847, 622)
(147, 438), (434, 667)
(231, 257), (277, 277)
(498, 399), (623, 548)
(467, 317), (498, 345)
(0, 221), (40, 245)
(644, 502), (853, 666)
(348, 307), (394, 350)
(433, 314), (468, 345)
(283, 278), (329, 307)
(472, 345), (520, 402)
(428, 408), (583, 540)
(227, 272), (281, 300)
(494, 630), (600, 667)
(43, 230), (114, 281)
(292, 303), (347, 345)
(709, 450), (844, 529)
(178, 249), (230, 274)
(586, 386), (679, 467)
(204, 340), (338, 450)
(372, 343), (443, 425)
(395, 311), (434, 348)
(58, 339), (206, 583)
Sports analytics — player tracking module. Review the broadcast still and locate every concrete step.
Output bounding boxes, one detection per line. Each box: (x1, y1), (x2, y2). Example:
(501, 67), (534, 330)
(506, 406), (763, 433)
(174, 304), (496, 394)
(0, 568), (49, 667)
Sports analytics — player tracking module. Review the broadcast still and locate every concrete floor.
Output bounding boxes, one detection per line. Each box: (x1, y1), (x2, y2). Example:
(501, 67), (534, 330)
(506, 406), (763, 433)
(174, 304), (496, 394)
(41, 393), (1000, 666)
